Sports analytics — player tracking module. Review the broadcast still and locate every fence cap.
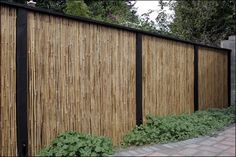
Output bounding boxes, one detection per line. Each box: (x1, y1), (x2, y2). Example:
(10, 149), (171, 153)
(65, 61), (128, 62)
(0, 1), (232, 53)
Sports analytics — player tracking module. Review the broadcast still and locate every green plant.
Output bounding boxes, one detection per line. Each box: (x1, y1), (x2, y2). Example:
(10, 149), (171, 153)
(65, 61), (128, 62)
(63, 0), (91, 17)
(38, 132), (114, 157)
(123, 105), (235, 146)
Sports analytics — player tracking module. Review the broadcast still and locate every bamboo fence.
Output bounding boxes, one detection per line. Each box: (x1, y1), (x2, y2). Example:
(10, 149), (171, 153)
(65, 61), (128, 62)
(0, 4), (230, 156)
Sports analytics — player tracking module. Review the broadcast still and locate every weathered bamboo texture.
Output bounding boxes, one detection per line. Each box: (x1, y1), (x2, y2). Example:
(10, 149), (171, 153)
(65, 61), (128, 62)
(0, 5), (17, 156)
(198, 47), (228, 110)
(27, 12), (136, 155)
(142, 36), (194, 121)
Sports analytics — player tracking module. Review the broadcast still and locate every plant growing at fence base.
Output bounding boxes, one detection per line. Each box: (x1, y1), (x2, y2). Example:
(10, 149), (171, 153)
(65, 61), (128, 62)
(123, 105), (235, 146)
(38, 106), (235, 156)
(38, 132), (114, 157)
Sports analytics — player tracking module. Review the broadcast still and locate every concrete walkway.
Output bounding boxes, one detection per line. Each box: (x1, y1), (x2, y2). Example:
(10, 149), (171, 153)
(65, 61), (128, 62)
(113, 124), (235, 156)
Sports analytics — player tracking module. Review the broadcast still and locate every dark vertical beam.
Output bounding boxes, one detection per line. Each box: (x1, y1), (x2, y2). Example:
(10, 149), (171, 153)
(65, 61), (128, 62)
(136, 33), (143, 125)
(16, 8), (28, 157)
(227, 50), (231, 106)
(194, 45), (199, 112)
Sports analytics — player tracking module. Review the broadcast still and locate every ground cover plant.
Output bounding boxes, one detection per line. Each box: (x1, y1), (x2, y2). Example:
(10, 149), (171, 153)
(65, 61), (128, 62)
(38, 132), (114, 157)
(38, 105), (235, 156)
(123, 105), (235, 146)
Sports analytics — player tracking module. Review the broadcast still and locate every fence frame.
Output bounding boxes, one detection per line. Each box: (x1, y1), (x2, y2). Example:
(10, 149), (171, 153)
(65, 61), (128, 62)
(16, 8), (28, 157)
(136, 33), (143, 125)
(0, 1), (232, 156)
(194, 45), (199, 112)
(228, 51), (231, 106)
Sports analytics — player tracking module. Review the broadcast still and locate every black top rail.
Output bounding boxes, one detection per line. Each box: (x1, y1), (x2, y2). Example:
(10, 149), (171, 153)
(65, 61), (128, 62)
(0, 1), (231, 52)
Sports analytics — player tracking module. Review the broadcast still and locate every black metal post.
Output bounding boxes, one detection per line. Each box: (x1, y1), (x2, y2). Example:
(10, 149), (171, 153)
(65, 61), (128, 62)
(194, 45), (199, 112)
(16, 8), (28, 157)
(227, 50), (231, 107)
(136, 33), (143, 125)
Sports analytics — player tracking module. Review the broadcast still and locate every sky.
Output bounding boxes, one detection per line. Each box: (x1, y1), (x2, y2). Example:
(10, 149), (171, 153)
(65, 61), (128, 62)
(134, 0), (174, 22)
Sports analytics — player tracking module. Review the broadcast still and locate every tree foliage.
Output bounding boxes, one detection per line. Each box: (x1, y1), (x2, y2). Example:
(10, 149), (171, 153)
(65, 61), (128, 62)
(35, 0), (66, 12)
(64, 0), (90, 17)
(9, 0), (235, 45)
(9, 0), (157, 32)
(32, 0), (139, 24)
(84, 0), (139, 24)
(170, 0), (236, 46)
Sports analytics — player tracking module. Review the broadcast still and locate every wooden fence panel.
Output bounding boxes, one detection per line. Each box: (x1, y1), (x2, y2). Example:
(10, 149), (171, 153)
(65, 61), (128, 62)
(142, 36), (194, 121)
(27, 12), (136, 155)
(0, 5), (17, 156)
(198, 47), (228, 110)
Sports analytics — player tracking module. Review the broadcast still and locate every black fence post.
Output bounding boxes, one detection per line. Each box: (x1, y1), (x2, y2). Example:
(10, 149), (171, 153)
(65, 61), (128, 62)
(136, 33), (143, 125)
(227, 50), (231, 107)
(16, 8), (28, 157)
(194, 45), (199, 112)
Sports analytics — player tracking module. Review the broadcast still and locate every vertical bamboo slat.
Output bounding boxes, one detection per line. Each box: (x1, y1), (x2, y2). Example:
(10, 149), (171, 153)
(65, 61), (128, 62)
(198, 47), (228, 110)
(0, 5), (17, 156)
(142, 36), (195, 121)
(27, 12), (136, 155)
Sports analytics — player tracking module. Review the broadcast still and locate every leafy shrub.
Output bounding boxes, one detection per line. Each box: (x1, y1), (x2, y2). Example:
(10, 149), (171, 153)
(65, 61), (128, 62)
(123, 105), (235, 146)
(38, 132), (114, 157)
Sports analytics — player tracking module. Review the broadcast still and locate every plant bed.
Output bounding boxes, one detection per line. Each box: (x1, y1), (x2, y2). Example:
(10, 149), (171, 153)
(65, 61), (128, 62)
(123, 105), (235, 146)
(38, 132), (114, 157)
(38, 105), (235, 156)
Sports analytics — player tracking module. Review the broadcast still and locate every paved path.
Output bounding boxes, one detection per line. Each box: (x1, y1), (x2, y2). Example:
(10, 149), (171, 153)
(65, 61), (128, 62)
(113, 124), (235, 156)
